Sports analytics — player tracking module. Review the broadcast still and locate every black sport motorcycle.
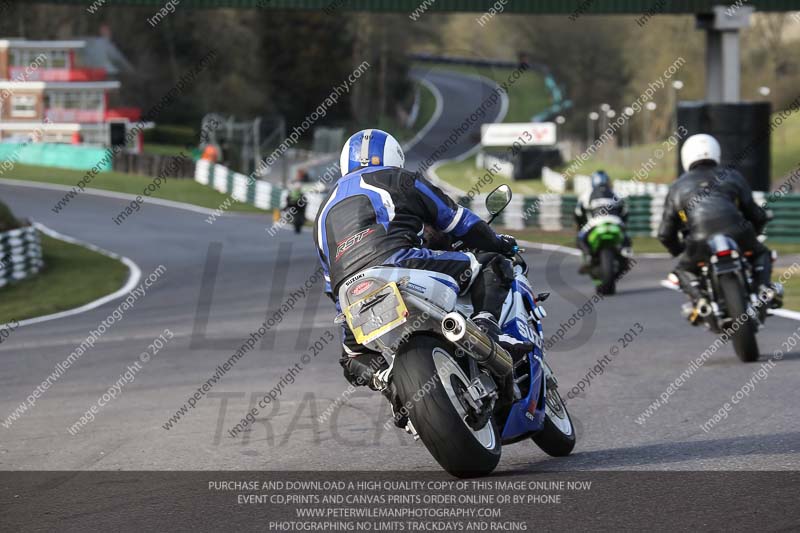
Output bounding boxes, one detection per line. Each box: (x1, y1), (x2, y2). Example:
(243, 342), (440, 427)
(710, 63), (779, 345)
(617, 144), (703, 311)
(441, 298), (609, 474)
(668, 234), (779, 362)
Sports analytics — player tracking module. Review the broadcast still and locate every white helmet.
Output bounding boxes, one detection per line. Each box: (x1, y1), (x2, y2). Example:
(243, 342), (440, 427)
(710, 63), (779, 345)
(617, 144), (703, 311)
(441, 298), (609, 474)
(681, 133), (721, 172)
(339, 129), (405, 177)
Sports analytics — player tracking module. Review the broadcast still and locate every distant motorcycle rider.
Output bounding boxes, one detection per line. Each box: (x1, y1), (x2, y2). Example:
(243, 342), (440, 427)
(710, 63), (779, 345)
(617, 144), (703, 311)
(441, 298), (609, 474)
(285, 170), (313, 234)
(657, 133), (782, 316)
(574, 170), (631, 273)
(286, 181), (307, 234)
(314, 129), (531, 392)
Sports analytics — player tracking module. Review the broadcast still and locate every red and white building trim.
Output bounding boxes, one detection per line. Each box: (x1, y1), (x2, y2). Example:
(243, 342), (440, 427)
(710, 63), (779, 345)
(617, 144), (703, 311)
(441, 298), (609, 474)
(0, 39), (144, 152)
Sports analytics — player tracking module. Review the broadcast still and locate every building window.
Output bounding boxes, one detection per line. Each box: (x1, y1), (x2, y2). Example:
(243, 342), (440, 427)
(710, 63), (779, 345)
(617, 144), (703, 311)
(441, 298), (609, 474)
(47, 91), (103, 110)
(9, 49), (27, 66)
(49, 50), (68, 69)
(83, 92), (103, 109)
(10, 49), (43, 67)
(64, 92), (81, 109)
(9, 49), (67, 68)
(11, 95), (37, 118)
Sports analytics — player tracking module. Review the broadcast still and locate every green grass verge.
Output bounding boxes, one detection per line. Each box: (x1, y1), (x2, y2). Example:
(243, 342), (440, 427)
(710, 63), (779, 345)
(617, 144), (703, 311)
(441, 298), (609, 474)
(379, 80), (439, 143)
(771, 110), (800, 184)
(0, 234), (129, 324)
(1, 163), (265, 214)
(561, 108), (800, 186)
(143, 143), (192, 157)
(422, 63), (552, 193)
(776, 267), (800, 311)
(435, 156), (550, 196)
(418, 63), (551, 124)
(556, 141), (677, 183)
(415, 80), (438, 132)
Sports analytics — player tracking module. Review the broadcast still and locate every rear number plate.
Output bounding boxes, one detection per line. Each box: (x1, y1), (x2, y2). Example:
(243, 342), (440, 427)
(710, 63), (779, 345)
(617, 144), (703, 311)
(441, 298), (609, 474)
(344, 282), (407, 345)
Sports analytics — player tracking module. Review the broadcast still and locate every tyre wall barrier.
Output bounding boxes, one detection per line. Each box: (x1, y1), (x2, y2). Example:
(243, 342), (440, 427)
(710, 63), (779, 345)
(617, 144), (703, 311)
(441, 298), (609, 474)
(0, 225), (44, 289)
(194, 161), (800, 242)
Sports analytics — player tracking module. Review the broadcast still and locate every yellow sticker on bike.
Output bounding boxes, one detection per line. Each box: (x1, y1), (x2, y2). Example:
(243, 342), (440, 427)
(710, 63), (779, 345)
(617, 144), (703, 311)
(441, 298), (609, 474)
(344, 282), (408, 345)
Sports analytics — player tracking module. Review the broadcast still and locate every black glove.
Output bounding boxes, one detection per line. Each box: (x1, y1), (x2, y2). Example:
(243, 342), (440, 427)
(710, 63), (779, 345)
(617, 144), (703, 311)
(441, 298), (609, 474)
(339, 355), (371, 387)
(497, 234), (518, 256)
(339, 352), (388, 390)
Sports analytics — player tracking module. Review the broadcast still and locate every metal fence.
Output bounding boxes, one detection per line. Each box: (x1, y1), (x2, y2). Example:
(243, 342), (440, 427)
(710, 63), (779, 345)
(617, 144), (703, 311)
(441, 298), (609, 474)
(112, 152), (196, 179)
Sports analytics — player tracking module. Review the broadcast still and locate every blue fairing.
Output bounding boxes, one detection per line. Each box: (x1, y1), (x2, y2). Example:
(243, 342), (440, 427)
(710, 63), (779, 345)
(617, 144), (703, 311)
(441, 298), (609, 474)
(429, 276), (460, 294)
(500, 280), (547, 441)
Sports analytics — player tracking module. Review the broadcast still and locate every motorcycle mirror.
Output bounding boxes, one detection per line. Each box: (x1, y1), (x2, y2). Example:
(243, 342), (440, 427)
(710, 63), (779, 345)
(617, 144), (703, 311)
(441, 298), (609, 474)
(486, 184), (512, 216)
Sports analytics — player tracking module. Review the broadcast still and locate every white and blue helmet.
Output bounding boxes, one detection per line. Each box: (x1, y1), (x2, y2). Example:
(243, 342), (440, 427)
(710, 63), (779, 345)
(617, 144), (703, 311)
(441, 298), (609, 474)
(591, 170), (610, 188)
(339, 129), (405, 177)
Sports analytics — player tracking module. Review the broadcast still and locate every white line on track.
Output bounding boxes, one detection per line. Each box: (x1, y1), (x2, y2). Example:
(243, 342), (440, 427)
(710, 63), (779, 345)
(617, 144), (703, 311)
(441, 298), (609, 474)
(518, 239), (582, 257)
(440, 69), (510, 164)
(660, 278), (800, 320)
(0, 223), (142, 329)
(402, 77), (444, 154)
(766, 308), (800, 321)
(417, 69), (508, 195)
(637, 252), (672, 259)
(518, 239), (670, 259)
(411, 72), (667, 261)
(660, 279), (680, 291)
(0, 177), (245, 216)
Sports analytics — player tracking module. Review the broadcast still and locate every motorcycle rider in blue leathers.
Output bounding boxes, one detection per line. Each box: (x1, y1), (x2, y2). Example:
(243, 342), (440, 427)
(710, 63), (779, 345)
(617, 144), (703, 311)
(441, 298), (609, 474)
(314, 129), (531, 402)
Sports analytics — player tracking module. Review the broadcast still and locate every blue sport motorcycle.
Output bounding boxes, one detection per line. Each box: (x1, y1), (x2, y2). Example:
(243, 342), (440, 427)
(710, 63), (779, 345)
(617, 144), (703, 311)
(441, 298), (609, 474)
(335, 185), (575, 477)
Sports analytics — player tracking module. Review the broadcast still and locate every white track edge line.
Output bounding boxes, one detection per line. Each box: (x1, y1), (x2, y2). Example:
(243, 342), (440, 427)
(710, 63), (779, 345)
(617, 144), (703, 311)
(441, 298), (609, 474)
(0, 222), (142, 329)
(767, 308), (800, 321)
(518, 239), (582, 257)
(422, 70), (508, 193)
(0, 177), (224, 216)
(403, 77), (444, 154)
(659, 278), (800, 320)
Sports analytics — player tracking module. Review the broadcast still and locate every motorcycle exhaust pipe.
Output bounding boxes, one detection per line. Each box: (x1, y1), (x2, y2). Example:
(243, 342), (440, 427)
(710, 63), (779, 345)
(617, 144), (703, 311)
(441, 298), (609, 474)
(697, 301), (712, 317)
(441, 312), (513, 379)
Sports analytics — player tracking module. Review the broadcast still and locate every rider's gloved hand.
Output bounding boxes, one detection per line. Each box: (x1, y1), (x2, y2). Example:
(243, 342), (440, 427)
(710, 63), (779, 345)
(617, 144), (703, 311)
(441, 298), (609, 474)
(497, 234), (518, 256)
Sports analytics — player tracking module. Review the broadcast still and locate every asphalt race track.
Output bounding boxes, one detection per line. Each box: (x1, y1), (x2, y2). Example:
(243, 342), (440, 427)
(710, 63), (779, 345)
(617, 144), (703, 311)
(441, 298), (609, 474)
(1, 68), (799, 478)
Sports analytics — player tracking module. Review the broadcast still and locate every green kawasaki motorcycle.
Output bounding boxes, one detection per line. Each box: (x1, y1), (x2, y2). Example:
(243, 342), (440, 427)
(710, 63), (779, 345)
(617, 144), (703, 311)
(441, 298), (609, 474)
(584, 215), (631, 295)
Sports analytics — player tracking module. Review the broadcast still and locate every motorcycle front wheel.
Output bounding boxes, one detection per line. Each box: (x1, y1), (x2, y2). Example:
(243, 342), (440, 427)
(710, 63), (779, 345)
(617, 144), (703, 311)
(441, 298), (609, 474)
(393, 334), (501, 478)
(532, 362), (576, 456)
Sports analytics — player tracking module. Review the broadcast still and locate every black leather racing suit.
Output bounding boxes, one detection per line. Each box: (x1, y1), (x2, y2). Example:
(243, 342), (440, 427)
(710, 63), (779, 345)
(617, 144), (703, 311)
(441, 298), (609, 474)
(574, 184), (631, 258)
(657, 162), (771, 300)
(314, 165), (516, 384)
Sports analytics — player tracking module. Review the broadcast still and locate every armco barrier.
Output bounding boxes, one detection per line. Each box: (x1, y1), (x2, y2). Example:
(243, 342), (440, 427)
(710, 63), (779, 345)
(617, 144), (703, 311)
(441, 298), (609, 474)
(0, 225), (44, 288)
(194, 159), (286, 212)
(627, 195), (654, 236)
(765, 194), (800, 242)
(194, 161), (800, 242)
(0, 143), (112, 172)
